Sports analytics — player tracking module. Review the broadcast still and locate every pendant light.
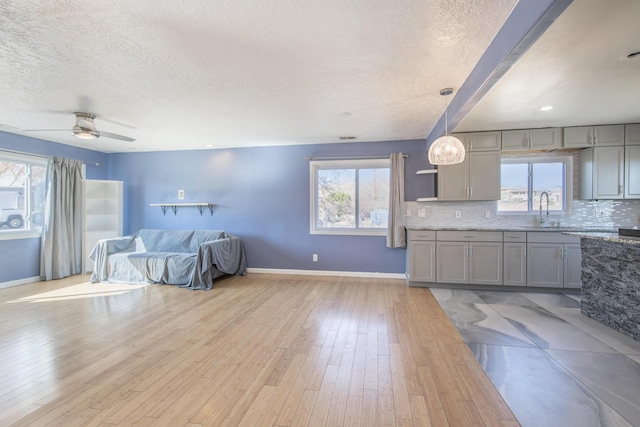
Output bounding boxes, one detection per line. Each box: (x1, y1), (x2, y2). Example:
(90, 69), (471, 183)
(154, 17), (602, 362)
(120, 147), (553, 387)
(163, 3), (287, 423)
(427, 88), (465, 165)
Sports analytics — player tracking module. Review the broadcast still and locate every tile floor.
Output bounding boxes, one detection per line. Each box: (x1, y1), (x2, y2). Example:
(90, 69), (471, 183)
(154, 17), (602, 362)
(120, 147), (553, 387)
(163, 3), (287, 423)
(431, 288), (640, 427)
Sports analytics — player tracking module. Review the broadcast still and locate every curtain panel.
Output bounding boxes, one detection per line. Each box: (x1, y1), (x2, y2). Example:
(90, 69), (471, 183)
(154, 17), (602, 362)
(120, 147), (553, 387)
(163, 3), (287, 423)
(40, 156), (84, 280)
(387, 152), (406, 248)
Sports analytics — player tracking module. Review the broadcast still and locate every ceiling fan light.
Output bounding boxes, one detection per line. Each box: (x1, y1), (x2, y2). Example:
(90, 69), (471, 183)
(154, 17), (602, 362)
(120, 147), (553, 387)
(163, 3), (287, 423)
(72, 125), (100, 139)
(428, 135), (465, 165)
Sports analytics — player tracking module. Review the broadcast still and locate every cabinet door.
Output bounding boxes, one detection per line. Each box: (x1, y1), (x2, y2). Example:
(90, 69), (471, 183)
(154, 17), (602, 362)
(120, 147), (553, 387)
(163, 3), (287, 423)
(530, 128), (561, 150)
(407, 240), (436, 283)
(502, 130), (529, 150)
(625, 145), (640, 199)
(468, 132), (502, 151)
(563, 244), (582, 289)
(563, 127), (592, 148)
(437, 157), (469, 201)
(593, 146), (624, 199)
(469, 152), (501, 200)
(436, 242), (468, 283)
(504, 243), (526, 286)
(527, 243), (563, 288)
(626, 124), (640, 145)
(594, 125), (624, 146)
(468, 242), (502, 285)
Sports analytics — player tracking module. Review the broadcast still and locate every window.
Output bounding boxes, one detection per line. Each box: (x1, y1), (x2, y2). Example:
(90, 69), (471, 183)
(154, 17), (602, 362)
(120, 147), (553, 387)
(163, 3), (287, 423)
(499, 155), (572, 214)
(310, 159), (390, 235)
(0, 152), (47, 236)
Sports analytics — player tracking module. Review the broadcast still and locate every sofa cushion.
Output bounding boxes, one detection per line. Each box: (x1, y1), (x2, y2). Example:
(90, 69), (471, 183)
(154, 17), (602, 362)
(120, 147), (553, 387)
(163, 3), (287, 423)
(109, 251), (196, 284)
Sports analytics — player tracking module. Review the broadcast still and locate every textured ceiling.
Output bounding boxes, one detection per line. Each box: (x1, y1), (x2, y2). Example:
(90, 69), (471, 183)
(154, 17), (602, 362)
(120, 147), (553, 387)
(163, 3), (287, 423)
(455, 0), (640, 132)
(0, 0), (517, 153)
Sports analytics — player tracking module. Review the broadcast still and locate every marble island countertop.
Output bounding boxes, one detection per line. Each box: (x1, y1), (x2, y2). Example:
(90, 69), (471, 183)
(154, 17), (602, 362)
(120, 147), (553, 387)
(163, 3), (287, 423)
(562, 231), (640, 245)
(406, 225), (618, 233)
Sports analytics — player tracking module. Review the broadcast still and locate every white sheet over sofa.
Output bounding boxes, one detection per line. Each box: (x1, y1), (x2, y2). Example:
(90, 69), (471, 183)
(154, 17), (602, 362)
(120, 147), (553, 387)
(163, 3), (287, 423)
(89, 229), (246, 290)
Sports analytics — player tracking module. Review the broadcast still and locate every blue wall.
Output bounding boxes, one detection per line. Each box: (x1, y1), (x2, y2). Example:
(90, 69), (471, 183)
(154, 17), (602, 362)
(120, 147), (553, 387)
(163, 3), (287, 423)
(0, 131), (109, 283)
(109, 139), (432, 274)
(1, 132), (434, 282)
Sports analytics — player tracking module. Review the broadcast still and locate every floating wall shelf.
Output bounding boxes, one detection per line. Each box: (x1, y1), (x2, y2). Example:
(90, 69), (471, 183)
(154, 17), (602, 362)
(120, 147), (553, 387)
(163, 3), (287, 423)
(149, 203), (215, 216)
(416, 197), (438, 202)
(416, 169), (438, 175)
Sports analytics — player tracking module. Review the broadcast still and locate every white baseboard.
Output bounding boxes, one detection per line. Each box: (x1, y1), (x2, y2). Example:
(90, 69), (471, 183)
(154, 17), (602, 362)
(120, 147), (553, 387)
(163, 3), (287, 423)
(0, 276), (41, 290)
(246, 268), (405, 280)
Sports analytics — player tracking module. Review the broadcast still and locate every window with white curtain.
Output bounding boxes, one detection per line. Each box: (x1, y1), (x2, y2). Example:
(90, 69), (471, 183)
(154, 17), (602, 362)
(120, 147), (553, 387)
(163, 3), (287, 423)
(310, 159), (390, 235)
(0, 152), (47, 237)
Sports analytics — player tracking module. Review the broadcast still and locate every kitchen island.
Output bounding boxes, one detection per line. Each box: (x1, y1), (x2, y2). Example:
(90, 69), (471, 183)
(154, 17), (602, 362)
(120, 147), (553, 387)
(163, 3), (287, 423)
(565, 232), (640, 340)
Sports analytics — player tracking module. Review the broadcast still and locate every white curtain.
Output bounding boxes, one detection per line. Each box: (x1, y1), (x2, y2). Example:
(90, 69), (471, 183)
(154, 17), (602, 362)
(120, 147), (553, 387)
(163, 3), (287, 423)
(387, 152), (406, 248)
(41, 156), (84, 280)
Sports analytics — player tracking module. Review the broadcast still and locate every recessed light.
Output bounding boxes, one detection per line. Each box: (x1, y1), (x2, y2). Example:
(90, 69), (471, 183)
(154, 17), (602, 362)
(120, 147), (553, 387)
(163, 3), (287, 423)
(540, 106), (553, 111)
(206, 144), (213, 148)
(339, 136), (357, 140)
(340, 112), (352, 117)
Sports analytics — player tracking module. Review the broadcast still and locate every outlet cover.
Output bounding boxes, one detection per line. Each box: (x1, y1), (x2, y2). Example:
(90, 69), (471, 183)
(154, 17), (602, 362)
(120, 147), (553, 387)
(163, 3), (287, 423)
(417, 209), (426, 218)
(455, 210), (462, 219)
(485, 210), (491, 218)
(312, 254), (318, 262)
(405, 208), (412, 217)
(178, 190), (185, 200)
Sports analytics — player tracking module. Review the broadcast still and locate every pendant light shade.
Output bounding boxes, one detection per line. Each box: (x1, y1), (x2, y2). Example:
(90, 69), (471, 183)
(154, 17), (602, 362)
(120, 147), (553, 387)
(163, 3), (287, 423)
(428, 134), (465, 165)
(427, 88), (465, 165)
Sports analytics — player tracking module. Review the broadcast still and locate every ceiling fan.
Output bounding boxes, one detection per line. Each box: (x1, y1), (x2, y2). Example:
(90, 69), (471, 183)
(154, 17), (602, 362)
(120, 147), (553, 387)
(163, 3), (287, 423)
(24, 112), (135, 142)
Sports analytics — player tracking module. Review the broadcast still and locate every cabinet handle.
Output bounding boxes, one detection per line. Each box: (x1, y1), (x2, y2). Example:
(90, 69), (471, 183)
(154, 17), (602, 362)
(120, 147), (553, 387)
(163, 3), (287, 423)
(528, 138), (532, 148)
(522, 247), (526, 258)
(558, 248), (563, 259)
(469, 187), (473, 197)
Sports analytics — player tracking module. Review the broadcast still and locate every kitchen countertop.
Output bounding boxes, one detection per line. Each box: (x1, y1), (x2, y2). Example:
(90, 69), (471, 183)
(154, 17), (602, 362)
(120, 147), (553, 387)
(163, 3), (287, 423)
(562, 231), (640, 245)
(406, 225), (618, 233)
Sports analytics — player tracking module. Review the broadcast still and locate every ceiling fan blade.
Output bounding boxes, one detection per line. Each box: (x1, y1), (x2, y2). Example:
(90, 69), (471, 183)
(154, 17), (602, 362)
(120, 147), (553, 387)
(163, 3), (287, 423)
(100, 131), (136, 142)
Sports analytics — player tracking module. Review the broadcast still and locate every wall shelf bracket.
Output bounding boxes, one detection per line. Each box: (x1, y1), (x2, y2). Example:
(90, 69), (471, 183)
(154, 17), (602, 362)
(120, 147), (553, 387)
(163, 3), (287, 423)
(150, 203), (215, 216)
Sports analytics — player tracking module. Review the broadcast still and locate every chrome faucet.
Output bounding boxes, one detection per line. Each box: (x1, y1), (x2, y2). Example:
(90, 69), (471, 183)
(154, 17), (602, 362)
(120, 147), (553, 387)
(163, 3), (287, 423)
(539, 191), (549, 225)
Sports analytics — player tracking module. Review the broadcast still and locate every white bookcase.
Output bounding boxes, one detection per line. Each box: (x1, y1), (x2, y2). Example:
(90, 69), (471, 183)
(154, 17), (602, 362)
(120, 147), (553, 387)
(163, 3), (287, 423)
(82, 179), (123, 273)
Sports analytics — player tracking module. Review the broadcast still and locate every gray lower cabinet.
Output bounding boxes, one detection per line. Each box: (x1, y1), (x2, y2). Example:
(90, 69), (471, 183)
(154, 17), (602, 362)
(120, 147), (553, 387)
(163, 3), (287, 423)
(527, 243), (564, 288)
(527, 232), (581, 288)
(564, 244), (582, 289)
(406, 230), (436, 283)
(503, 231), (527, 286)
(407, 230), (581, 289)
(435, 231), (502, 285)
(435, 241), (468, 283)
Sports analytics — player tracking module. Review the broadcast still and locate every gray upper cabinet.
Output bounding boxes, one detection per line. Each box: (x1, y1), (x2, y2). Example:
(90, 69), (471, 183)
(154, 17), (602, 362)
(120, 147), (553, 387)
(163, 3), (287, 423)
(437, 151), (501, 201)
(564, 125), (624, 148)
(580, 146), (625, 199)
(502, 128), (561, 151)
(626, 124), (640, 145)
(453, 131), (501, 151)
(625, 145), (640, 198)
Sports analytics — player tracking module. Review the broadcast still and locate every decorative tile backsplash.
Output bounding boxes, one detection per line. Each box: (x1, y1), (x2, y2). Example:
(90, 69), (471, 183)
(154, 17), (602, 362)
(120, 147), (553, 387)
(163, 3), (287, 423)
(404, 199), (640, 229)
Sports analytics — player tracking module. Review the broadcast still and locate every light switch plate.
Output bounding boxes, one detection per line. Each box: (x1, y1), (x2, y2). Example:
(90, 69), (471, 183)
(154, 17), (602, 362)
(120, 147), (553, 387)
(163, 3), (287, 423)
(418, 209), (426, 218)
(405, 208), (412, 217)
(178, 190), (185, 200)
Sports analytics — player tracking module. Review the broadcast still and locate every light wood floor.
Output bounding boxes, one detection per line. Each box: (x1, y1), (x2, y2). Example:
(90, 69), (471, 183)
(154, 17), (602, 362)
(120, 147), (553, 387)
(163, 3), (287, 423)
(0, 274), (519, 426)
